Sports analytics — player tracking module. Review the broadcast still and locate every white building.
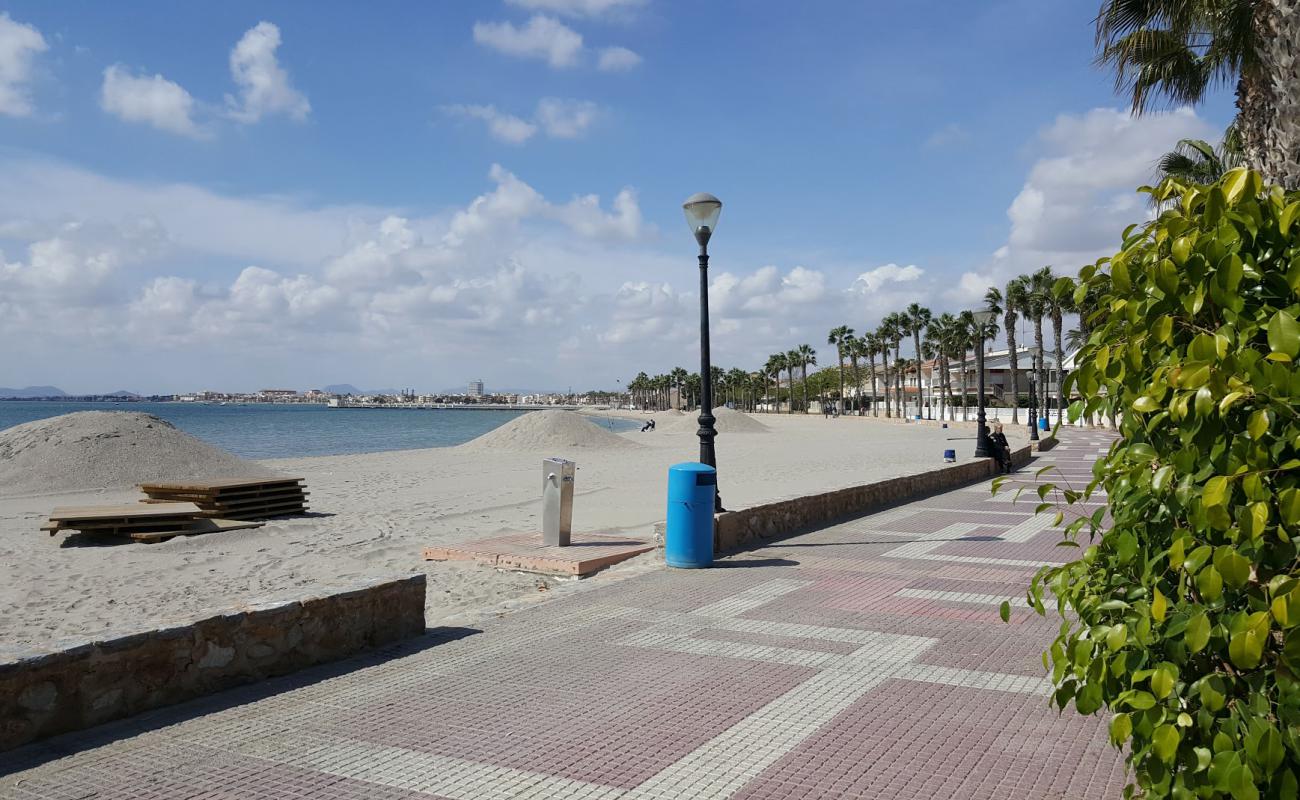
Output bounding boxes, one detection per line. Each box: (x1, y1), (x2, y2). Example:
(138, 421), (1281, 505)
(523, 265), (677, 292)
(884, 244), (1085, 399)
(467, 379), (485, 397)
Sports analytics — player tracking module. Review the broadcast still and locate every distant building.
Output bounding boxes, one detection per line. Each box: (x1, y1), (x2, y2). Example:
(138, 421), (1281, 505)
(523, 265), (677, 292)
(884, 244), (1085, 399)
(259, 389), (298, 398)
(467, 379), (485, 397)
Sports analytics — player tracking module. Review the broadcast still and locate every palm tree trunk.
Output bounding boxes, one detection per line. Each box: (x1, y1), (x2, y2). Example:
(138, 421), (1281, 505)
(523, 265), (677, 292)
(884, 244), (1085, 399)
(868, 353), (878, 417)
(894, 342), (903, 418)
(836, 348), (845, 412)
(801, 361), (808, 413)
(1052, 311), (1064, 426)
(882, 357), (891, 418)
(1240, 0), (1300, 190)
(960, 353), (969, 421)
(849, 354), (862, 415)
(912, 330), (922, 418)
(1006, 315), (1020, 425)
(786, 365), (795, 413)
(1034, 317), (1046, 424)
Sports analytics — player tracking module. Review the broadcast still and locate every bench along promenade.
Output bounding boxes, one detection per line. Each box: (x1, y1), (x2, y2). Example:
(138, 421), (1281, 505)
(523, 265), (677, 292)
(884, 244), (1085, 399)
(1, 430), (1127, 799)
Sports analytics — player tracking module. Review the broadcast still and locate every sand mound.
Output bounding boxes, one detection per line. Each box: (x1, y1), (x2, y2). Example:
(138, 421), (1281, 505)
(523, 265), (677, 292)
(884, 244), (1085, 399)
(664, 407), (769, 433)
(460, 410), (642, 452)
(0, 412), (277, 496)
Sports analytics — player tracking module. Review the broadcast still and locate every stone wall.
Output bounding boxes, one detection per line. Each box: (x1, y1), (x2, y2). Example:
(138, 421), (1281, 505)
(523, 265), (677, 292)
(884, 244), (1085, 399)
(709, 445), (1034, 554)
(0, 575), (426, 752)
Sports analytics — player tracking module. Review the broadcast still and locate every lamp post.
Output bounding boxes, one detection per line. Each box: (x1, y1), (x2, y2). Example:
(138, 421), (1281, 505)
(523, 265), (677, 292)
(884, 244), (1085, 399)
(683, 192), (725, 512)
(971, 309), (996, 458)
(1026, 347), (1040, 442)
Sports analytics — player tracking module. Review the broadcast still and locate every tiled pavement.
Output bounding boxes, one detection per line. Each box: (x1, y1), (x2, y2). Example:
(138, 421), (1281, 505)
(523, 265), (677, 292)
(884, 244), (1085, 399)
(1, 430), (1127, 799)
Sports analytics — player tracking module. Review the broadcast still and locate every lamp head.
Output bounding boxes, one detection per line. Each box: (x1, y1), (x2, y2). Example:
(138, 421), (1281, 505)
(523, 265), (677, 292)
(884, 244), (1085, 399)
(972, 309), (996, 326)
(683, 192), (722, 247)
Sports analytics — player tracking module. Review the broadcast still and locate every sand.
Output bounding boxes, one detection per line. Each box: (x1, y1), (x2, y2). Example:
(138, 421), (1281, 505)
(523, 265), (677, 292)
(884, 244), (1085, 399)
(662, 406), (769, 434)
(0, 411), (276, 495)
(458, 409), (641, 452)
(0, 411), (1026, 645)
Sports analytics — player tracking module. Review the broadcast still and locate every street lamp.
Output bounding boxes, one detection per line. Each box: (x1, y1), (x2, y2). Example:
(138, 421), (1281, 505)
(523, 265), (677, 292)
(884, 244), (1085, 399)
(1026, 346), (1040, 442)
(971, 309), (996, 458)
(683, 192), (725, 512)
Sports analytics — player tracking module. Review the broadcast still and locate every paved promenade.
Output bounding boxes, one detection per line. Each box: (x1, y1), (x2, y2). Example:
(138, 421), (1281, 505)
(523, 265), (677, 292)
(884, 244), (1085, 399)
(2, 430), (1127, 799)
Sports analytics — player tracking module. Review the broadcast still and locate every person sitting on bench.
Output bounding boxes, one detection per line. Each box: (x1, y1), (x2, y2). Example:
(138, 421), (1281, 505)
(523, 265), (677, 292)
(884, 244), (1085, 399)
(990, 422), (1013, 473)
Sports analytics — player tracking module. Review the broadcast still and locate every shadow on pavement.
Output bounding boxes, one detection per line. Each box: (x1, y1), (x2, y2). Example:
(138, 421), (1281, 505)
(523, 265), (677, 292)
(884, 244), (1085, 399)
(0, 626), (481, 776)
(712, 557), (800, 568)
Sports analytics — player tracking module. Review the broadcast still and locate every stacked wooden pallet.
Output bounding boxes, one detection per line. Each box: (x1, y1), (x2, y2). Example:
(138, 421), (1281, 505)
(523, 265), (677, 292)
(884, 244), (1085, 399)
(40, 503), (264, 543)
(138, 477), (309, 520)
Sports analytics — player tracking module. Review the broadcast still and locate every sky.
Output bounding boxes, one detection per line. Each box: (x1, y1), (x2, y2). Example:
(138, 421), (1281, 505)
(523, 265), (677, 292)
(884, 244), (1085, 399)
(0, 1), (1235, 394)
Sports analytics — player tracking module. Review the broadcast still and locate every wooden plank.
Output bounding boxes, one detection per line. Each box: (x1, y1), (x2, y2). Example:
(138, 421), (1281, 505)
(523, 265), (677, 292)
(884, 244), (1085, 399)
(139, 477), (303, 493)
(196, 500), (307, 520)
(141, 490), (309, 508)
(128, 518), (265, 543)
(142, 487), (307, 505)
(48, 502), (201, 522)
(49, 518), (201, 532)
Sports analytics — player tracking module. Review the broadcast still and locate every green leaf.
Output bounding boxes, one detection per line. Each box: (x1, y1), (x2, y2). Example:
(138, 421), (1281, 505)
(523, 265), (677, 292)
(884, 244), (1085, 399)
(1152, 587), (1168, 622)
(1248, 409), (1269, 440)
(1268, 310), (1300, 360)
(1125, 690), (1156, 710)
(1222, 167), (1251, 204)
(1215, 548), (1251, 587)
(1204, 476), (1229, 508)
(999, 600), (1010, 623)
(1152, 724), (1180, 763)
(1218, 390), (1246, 414)
(1132, 395), (1160, 413)
(1186, 612), (1211, 652)
(1280, 201), (1300, 237)
(1171, 236), (1192, 265)
(1198, 565), (1223, 601)
(1281, 488), (1300, 526)
(1110, 713), (1132, 745)
(1229, 628), (1264, 669)
(1151, 666), (1175, 698)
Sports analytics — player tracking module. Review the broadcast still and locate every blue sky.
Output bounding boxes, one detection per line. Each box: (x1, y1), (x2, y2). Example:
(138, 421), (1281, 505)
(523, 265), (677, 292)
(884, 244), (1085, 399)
(0, 1), (1233, 393)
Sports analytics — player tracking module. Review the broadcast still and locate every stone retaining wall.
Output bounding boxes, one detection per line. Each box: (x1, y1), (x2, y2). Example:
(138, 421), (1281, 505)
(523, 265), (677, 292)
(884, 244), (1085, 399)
(0, 574), (426, 752)
(708, 445), (1035, 554)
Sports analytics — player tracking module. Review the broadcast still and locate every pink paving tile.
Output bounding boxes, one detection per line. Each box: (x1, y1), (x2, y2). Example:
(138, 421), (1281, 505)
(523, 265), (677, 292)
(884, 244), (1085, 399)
(328, 641), (817, 789)
(731, 679), (1128, 800)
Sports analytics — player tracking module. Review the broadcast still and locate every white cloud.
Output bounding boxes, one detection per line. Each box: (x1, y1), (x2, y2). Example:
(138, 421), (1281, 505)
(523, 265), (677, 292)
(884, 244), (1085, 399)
(225, 21), (310, 123)
(950, 107), (1214, 304)
(597, 46), (641, 71)
(473, 15), (584, 68)
(441, 104), (539, 144)
(443, 98), (601, 144)
(100, 65), (206, 139)
(0, 13), (47, 117)
(923, 122), (968, 150)
(535, 98), (599, 138)
(506, 0), (646, 18)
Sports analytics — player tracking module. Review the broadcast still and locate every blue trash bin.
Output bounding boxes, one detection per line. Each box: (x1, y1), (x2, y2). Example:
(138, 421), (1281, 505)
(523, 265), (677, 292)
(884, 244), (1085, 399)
(1039, 417), (1050, 431)
(665, 462), (716, 568)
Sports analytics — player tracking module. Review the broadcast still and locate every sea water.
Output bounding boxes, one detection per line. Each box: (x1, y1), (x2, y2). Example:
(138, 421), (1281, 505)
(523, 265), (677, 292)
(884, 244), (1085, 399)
(0, 401), (639, 459)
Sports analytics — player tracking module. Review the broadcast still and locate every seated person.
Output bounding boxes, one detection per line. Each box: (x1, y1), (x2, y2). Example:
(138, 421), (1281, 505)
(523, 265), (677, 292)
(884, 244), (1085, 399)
(990, 423), (1013, 472)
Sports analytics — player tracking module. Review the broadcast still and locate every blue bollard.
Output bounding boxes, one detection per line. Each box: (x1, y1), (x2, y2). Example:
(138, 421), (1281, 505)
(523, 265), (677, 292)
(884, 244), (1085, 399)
(665, 462), (716, 568)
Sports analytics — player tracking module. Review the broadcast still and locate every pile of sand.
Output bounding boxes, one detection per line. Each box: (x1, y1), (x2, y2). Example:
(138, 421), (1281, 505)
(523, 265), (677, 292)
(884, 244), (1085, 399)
(459, 410), (642, 452)
(664, 407), (768, 434)
(0, 412), (277, 496)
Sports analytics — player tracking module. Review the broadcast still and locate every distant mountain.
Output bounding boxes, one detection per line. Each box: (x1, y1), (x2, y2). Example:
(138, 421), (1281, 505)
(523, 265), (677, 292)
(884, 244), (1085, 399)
(324, 384), (363, 395)
(0, 386), (67, 398)
(106, 391), (141, 398)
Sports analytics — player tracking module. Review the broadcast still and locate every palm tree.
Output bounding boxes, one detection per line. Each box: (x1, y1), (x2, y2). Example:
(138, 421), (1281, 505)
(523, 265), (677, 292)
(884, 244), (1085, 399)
(955, 311), (975, 421)
(826, 326), (852, 413)
(1042, 272), (1073, 426)
(861, 333), (881, 417)
(796, 344), (817, 414)
(1095, 0), (1299, 189)
(842, 337), (863, 415)
(986, 277), (1028, 424)
(1026, 268), (1054, 425)
(1156, 124), (1244, 187)
(764, 354), (783, 413)
(904, 303), (932, 419)
(931, 313), (960, 420)
(875, 321), (895, 417)
(783, 350), (800, 414)
(882, 313), (907, 418)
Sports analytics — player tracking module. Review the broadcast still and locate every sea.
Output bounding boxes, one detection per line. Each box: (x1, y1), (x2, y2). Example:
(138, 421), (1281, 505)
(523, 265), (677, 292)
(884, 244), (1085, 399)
(0, 401), (639, 459)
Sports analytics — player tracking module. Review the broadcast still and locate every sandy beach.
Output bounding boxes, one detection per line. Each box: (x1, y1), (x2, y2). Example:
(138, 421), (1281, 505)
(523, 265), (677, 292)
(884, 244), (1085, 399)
(0, 410), (1022, 646)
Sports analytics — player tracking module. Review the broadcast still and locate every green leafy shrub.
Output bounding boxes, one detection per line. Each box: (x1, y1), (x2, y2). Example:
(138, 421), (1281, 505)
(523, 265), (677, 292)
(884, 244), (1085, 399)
(1013, 168), (1300, 798)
